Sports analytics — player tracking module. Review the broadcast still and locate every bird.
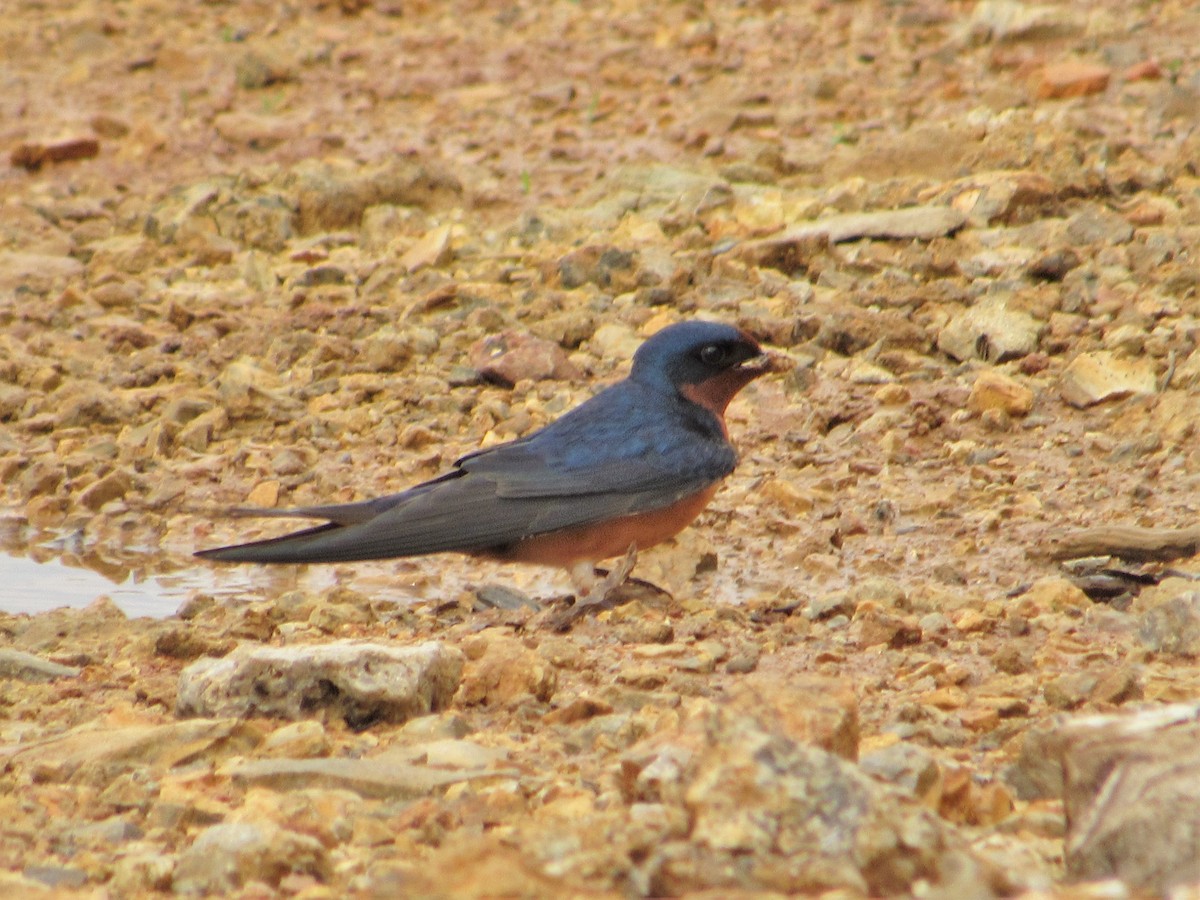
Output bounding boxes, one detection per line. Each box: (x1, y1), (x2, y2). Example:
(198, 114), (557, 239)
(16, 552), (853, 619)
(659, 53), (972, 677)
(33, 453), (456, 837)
(196, 320), (786, 607)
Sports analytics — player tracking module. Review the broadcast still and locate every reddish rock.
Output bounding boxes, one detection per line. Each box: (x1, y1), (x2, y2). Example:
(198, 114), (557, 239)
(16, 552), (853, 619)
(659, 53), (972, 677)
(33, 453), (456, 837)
(10, 137), (100, 171)
(469, 330), (581, 387)
(1123, 60), (1162, 82)
(1036, 62), (1111, 99)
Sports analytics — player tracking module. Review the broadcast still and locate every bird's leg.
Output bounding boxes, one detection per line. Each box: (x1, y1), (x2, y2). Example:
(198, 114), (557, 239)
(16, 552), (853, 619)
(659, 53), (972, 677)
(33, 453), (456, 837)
(590, 542), (638, 602)
(546, 544), (638, 631)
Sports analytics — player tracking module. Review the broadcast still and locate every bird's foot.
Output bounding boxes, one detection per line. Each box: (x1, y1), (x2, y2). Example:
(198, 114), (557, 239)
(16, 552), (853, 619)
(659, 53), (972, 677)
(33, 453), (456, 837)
(545, 544), (638, 631)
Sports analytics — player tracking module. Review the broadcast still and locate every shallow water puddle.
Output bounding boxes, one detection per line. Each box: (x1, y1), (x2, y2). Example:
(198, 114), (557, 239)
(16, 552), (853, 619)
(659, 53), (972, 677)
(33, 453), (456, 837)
(0, 551), (261, 618)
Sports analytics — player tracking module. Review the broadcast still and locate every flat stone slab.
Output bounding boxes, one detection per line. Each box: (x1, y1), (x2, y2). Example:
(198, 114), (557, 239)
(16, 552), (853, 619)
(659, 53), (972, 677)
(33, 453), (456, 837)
(780, 205), (967, 244)
(0, 649), (81, 682)
(224, 756), (516, 800)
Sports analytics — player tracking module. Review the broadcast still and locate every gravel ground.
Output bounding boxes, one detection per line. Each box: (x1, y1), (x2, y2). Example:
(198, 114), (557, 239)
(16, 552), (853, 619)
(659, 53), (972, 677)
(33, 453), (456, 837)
(3, 1), (1200, 896)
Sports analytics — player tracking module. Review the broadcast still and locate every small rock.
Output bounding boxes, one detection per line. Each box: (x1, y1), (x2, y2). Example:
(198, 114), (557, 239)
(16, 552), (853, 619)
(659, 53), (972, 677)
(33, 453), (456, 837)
(172, 821), (329, 895)
(1058, 351), (1157, 407)
(262, 721), (331, 758)
(1058, 703), (1200, 892)
(557, 244), (639, 291)
(77, 468), (134, 511)
(544, 696), (614, 725)
(215, 357), (300, 420)
(724, 647), (760, 674)
(860, 741), (942, 804)
(992, 642), (1033, 675)
(849, 603), (922, 649)
(1139, 591), (1200, 656)
(1043, 672), (1097, 710)
(86, 234), (156, 275)
(245, 480), (280, 507)
(399, 223), (453, 273)
(235, 50), (295, 89)
(1091, 667), (1142, 706)
(1022, 576), (1091, 612)
(469, 330), (581, 387)
(177, 640), (464, 728)
(968, 0), (1084, 42)
(457, 636), (557, 705)
(110, 851), (174, 894)
(1065, 206), (1134, 246)
(22, 865), (88, 889)
(806, 591), (856, 621)
(1036, 62), (1111, 99)
(943, 171), (1057, 227)
(214, 111), (307, 150)
(10, 136), (100, 171)
(589, 322), (642, 360)
(968, 371), (1034, 417)
(938, 298), (1041, 363)
(730, 674), (860, 761)
(287, 158), (462, 234)
(382, 738), (509, 769)
(1026, 248), (1080, 281)
(1123, 59), (1162, 82)
(1004, 717), (1069, 801)
(0, 251), (84, 294)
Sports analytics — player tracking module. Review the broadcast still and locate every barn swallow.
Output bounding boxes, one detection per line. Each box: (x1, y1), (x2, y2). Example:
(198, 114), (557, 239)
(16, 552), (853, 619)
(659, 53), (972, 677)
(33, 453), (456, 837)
(197, 320), (786, 599)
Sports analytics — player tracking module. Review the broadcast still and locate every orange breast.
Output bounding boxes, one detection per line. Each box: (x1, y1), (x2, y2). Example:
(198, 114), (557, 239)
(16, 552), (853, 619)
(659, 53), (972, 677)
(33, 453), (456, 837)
(494, 483), (721, 567)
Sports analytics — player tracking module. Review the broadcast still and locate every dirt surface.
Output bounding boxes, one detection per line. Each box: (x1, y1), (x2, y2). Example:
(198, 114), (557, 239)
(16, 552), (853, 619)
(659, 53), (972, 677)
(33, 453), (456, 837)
(3, 0), (1200, 896)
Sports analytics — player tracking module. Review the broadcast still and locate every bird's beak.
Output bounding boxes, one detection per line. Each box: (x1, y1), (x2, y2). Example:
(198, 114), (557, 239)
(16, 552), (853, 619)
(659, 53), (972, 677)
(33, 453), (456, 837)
(738, 349), (793, 378)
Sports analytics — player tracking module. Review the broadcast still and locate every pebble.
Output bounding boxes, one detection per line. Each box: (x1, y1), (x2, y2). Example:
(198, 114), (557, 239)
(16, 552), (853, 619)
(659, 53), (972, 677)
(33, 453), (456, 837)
(1066, 206), (1134, 246)
(558, 244), (639, 290)
(10, 136), (99, 170)
(1138, 591), (1200, 656)
(399, 223), (453, 273)
(261, 721), (331, 758)
(172, 821), (329, 895)
(77, 468), (134, 511)
(1036, 62), (1112, 99)
(213, 111), (307, 150)
(0, 251), (84, 293)
(943, 171), (1057, 227)
(967, 370), (1034, 417)
(456, 636), (557, 705)
(859, 741), (941, 803)
(1043, 672), (1097, 710)
(1058, 351), (1157, 407)
(937, 298), (1041, 363)
(468, 330), (581, 387)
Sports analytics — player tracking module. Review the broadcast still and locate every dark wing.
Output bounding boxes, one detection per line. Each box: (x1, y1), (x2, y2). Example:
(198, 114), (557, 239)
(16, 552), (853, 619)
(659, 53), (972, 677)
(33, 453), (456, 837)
(196, 381), (735, 564)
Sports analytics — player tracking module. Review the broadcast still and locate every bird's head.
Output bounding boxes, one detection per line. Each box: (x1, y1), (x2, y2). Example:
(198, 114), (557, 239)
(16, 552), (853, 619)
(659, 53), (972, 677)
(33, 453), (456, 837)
(629, 320), (788, 419)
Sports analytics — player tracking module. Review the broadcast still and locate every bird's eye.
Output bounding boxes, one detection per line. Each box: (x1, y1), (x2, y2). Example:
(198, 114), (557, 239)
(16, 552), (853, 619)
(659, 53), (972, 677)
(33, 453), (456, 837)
(699, 344), (728, 367)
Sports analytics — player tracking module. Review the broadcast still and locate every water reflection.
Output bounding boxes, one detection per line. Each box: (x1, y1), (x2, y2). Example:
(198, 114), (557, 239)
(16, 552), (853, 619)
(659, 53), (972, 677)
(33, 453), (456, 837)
(0, 514), (599, 619)
(0, 514), (265, 618)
